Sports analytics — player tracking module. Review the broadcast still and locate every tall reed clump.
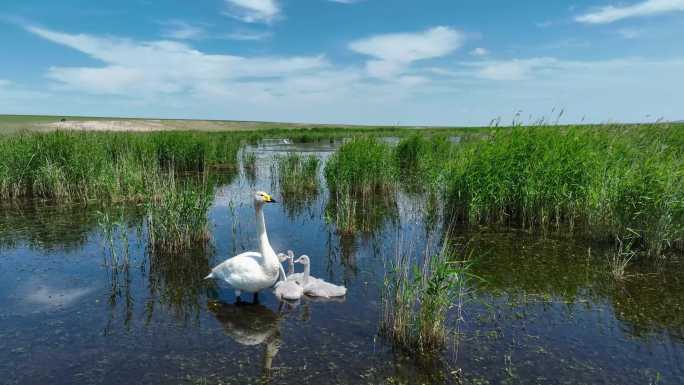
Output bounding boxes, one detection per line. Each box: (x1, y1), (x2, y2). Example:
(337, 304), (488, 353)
(145, 174), (214, 255)
(274, 153), (320, 216)
(325, 137), (395, 197)
(381, 239), (473, 354)
(276, 153), (320, 197)
(0, 130), (240, 202)
(241, 150), (257, 184)
(324, 137), (397, 234)
(395, 134), (453, 192)
(442, 125), (684, 255)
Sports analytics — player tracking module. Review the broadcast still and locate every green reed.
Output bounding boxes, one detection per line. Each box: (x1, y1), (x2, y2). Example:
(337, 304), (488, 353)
(321, 124), (684, 255)
(325, 137), (395, 197)
(145, 173), (214, 254)
(241, 150), (257, 179)
(0, 130), (240, 201)
(394, 134), (453, 192)
(443, 125), (684, 255)
(273, 153), (320, 217)
(381, 238), (473, 354)
(324, 137), (397, 234)
(275, 153), (320, 196)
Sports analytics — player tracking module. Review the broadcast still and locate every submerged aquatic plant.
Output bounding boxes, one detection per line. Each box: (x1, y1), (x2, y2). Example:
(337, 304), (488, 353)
(381, 237), (474, 354)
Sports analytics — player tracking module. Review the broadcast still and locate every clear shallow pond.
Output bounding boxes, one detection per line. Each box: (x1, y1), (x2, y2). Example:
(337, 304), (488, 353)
(1, 140), (683, 385)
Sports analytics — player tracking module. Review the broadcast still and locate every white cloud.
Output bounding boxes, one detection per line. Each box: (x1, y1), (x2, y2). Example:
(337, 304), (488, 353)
(350, 26), (463, 63)
(224, 0), (280, 23)
(15, 25), (684, 126)
(159, 20), (271, 41)
(349, 26), (464, 79)
(26, 26), (326, 96)
(470, 47), (489, 57)
(576, 0), (684, 24)
(160, 20), (206, 40)
(468, 58), (558, 81)
(224, 30), (272, 41)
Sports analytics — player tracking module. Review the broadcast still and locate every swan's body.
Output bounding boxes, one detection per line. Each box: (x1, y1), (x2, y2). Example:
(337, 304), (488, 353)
(295, 255), (347, 298)
(273, 250), (304, 301)
(210, 251), (280, 293)
(273, 279), (304, 301)
(206, 192), (284, 300)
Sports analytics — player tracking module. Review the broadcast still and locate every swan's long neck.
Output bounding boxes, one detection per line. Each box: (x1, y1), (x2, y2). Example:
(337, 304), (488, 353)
(287, 257), (294, 275)
(255, 203), (273, 257)
(303, 262), (310, 284)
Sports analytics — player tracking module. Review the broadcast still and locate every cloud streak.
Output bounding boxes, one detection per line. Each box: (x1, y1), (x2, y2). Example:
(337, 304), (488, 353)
(349, 26), (464, 78)
(160, 20), (206, 40)
(27, 26), (326, 96)
(576, 0), (684, 24)
(224, 0), (280, 23)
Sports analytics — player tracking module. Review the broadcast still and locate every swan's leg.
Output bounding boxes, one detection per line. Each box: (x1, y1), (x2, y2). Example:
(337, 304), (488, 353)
(234, 289), (242, 304)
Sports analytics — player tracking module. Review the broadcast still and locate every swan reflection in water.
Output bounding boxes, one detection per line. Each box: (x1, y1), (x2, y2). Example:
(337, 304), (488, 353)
(207, 300), (281, 381)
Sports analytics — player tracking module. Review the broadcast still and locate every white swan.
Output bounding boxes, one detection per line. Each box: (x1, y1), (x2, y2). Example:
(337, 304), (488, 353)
(273, 250), (304, 301)
(294, 255), (347, 298)
(205, 191), (286, 302)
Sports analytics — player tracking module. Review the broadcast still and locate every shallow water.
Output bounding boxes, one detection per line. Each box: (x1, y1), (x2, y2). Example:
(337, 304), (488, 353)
(1, 140), (683, 385)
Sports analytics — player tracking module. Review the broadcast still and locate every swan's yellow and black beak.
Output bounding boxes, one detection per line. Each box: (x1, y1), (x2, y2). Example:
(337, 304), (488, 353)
(264, 193), (277, 203)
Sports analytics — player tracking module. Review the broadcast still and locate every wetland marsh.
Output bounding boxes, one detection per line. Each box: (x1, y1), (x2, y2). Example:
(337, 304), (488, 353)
(1, 125), (683, 384)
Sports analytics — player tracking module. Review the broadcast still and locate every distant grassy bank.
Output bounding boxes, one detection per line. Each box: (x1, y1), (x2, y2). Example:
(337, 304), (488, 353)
(0, 113), (482, 134)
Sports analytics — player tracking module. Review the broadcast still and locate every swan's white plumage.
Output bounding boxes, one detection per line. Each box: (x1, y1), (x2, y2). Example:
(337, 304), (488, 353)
(273, 280), (304, 300)
(273, 250), (304, 300)
(208, 251), (279, 293)
(294, 255), (347, 298)
(205, 191), (282, 296)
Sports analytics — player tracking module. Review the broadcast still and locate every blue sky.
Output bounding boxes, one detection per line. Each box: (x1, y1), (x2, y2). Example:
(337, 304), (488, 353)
(1, 0), (683, 125)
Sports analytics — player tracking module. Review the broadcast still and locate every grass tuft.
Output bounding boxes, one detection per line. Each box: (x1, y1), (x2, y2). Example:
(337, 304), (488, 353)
(324, 137), (397, 234)
(145, 173), (213, 255)
(381, 238), (473, 354)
